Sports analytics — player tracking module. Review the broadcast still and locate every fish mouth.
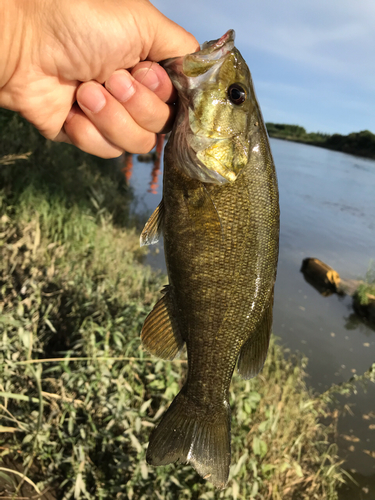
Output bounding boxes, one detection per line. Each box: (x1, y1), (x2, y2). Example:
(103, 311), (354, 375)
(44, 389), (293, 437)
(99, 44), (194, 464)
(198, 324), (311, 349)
(161, 30), (235, 86)
(196, 30), (235, 61)
(161, 30), (237, 142)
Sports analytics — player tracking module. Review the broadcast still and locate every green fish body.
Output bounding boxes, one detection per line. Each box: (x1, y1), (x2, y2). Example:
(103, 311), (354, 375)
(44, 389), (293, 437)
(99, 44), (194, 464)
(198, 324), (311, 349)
(140, 30), (279, 488)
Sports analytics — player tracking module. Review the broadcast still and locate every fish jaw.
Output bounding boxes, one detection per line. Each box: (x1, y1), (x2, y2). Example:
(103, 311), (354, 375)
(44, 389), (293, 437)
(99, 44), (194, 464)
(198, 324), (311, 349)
(161, 30), (235, 90)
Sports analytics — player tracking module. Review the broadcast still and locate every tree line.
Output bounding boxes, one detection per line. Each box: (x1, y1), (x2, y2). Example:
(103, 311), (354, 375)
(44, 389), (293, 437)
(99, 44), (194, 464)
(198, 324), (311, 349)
(266, 122), (375, 160)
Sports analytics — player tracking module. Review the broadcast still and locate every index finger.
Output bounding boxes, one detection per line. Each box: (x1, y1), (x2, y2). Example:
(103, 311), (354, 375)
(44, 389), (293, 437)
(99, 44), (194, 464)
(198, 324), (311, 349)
(131, 61), (177, 104)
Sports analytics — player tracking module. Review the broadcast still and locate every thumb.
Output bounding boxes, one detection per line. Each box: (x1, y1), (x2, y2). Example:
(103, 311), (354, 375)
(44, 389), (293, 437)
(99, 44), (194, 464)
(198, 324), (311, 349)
(146, 9), (199, 61)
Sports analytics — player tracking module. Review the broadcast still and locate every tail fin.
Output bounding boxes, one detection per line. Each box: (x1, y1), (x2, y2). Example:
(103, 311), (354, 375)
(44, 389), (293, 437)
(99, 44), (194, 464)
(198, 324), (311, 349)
(146, 389), (231, 489)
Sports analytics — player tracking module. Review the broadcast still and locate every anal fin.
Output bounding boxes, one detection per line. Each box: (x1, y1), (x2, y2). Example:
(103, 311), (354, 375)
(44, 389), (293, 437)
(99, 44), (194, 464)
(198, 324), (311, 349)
(140, 199), (164, 246)
(237, 289), (274, 379)
(141, 285), (184, 360)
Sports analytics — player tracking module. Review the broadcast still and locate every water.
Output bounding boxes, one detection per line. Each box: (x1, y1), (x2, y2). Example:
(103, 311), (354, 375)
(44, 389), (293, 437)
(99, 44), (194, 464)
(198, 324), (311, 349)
(128, 138), (375, 485)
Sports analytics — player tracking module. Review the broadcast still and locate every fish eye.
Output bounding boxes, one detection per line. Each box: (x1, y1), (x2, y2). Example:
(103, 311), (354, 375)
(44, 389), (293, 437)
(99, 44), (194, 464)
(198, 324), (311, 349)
(228, 84), (246, 105)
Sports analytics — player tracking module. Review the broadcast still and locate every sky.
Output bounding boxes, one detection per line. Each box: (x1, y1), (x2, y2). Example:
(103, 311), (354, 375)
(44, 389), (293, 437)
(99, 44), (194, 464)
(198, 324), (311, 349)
(153, 0), (375, 135)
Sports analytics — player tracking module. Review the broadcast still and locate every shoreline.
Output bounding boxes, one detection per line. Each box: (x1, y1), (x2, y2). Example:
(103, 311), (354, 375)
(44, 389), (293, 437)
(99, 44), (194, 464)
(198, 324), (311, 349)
(266, 123), (375, 161)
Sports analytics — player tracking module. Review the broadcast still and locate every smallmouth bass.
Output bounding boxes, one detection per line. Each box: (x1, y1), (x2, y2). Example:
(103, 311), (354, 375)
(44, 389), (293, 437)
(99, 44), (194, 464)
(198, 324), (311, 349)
(140, 30), (279, 488)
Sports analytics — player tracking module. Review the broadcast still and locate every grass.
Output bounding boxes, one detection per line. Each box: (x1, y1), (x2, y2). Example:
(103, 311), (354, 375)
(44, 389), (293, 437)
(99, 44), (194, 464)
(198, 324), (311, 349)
(352, 262), (375, 324)
(0, 109), (347, 499)
(355, 262), (375, 306)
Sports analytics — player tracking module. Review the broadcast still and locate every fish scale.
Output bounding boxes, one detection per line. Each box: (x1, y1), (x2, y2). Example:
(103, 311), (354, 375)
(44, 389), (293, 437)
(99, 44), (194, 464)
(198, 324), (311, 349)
(140, 29), (279, 488)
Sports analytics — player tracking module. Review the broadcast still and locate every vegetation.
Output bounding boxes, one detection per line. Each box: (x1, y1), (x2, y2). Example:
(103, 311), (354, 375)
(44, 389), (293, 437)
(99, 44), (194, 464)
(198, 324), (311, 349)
(355, 262), (375, 306)
(266, 123), (375, 160)
(0, 109), (347, 498)
(352, 262), (375, 324)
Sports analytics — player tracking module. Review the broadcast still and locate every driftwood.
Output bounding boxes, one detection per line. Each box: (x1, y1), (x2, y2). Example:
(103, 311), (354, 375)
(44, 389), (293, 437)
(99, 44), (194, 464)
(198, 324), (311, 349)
(300, 258), (341, 296)
(301, 257), (375, 324)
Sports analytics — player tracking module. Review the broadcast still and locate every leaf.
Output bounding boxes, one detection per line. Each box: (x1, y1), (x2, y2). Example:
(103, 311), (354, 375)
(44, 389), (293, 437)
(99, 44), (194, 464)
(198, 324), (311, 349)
(0, 471), (16, 487)
(141, 420), (154, 428)
(252, 436), (261, 456)
(293, 462), (303, 478)
(232, 480), (239, 500)
(22, 434), (34, 445)
(232, 451), (249, 476)
(261, 463), (276, 474)
(74, 472), (84, 499)
(18, 327), (31, 349)
(45, 318), (57, 333)
(0, 426), (19, 433)
(140, 461), (149, 480)
(129, 432), (142, 454)
(252, 436), (267, 458)
(170, 476), (182, 487)
(258, 420), (269, 433)
(140, 399), (152, 414)
(152, 405), (165, 421)
(280, 462), (291, 473)
(251, 480), (259, 497)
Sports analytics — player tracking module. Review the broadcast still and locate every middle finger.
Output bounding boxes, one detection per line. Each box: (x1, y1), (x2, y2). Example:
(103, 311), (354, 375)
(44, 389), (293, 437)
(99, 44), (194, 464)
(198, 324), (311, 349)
(105, 68), (175, 134)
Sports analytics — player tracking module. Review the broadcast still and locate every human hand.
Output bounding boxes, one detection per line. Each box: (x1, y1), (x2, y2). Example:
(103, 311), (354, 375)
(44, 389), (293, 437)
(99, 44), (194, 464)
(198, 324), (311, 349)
(0, 0), (198, 158)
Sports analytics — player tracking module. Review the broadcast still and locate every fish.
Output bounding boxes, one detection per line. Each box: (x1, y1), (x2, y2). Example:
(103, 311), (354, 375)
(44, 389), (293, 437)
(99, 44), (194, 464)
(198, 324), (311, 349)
(139, 30), (279, 489)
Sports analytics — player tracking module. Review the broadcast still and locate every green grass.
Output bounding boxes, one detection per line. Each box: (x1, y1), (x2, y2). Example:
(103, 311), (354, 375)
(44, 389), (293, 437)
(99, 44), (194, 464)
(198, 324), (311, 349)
(355, 262), (375, 306)
(0, 110), (347, 499)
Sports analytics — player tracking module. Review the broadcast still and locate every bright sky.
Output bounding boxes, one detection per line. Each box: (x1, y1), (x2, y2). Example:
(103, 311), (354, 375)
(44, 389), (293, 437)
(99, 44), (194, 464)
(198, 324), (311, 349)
(153, 0), (375, 135)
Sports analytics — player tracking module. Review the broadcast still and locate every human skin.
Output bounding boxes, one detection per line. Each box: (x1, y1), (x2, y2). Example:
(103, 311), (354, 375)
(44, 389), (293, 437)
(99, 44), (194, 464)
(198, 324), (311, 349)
(0, 0), (198, 158)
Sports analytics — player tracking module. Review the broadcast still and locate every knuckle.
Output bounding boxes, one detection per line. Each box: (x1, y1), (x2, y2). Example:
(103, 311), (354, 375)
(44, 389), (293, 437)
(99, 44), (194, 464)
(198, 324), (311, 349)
(133, 135), (157, 154)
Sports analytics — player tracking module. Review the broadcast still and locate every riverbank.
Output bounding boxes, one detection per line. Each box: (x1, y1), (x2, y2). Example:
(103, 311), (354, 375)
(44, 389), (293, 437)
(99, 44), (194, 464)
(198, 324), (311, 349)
(266, 123), (375, 160)
(0, 110), (346, 498)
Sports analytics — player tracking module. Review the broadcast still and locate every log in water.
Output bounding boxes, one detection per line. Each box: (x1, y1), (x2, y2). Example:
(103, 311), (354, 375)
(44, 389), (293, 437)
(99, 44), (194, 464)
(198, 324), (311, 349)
(301, 257), (375, 324)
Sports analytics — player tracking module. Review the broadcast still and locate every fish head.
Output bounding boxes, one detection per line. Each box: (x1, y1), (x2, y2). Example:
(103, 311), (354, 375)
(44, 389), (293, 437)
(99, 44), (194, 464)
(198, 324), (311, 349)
(162, 30), (261, 184)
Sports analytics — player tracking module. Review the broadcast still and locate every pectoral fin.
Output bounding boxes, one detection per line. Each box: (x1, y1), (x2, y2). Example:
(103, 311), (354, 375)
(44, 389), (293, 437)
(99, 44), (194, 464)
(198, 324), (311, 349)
(237, 290), (274, 379)
(141, 285), (184, 360)
(185, 183), (223, 246)
(140, 199), (164, 246)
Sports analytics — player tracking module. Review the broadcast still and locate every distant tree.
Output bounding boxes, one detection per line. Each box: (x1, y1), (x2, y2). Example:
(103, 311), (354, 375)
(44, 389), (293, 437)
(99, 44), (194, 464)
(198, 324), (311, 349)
(266, 122), (375, 159)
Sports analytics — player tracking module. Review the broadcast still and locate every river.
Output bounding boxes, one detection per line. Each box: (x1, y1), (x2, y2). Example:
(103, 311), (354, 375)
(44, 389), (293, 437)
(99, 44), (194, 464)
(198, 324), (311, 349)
(127, 137), (375, 495)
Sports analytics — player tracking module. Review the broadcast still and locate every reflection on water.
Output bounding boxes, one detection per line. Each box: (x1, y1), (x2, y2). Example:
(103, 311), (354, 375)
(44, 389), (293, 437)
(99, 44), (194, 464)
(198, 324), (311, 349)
(128, 137), (375, 482)
(148, 134), (165, 194)
(344, 312), (375, 334)
(120, 152), (134, 183)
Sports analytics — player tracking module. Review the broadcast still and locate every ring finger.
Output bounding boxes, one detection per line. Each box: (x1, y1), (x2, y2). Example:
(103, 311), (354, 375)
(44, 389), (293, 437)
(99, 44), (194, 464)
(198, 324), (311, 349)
(66, 75), (174, 156)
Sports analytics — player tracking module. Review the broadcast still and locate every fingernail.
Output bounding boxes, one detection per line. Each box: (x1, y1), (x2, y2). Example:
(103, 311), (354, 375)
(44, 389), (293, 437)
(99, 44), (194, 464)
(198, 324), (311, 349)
(78, 84), (106, 113)
(132, 67), (160, 91)
(106, 70), (136, 102)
